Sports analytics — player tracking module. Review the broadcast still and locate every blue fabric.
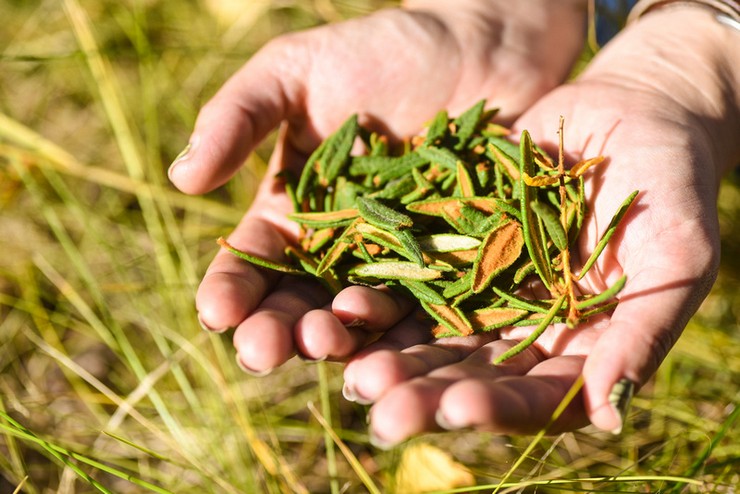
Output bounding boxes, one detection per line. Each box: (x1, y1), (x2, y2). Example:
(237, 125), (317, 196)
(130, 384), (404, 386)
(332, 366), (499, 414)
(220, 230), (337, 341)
(595, 0), (639, 45)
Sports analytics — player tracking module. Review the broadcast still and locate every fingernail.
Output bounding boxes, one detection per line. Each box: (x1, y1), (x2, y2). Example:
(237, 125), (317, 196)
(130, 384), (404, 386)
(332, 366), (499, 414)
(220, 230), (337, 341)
(168, 136), (198, 178)
(235, 353), (273, 377)
(435, 410), (464, 431)
(368, 429), (397, 450)
(343, 318), (365, 328)
(608, 378), (635, 435)
(298, 353), (328, 363)
(198, 313), (232, 334)
(342, 383), (373, 405)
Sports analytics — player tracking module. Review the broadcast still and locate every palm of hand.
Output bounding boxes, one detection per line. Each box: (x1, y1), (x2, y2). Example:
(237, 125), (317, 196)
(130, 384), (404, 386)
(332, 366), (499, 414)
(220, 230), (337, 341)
(347, 78), (720, 446)
(182, 8), (572, 371)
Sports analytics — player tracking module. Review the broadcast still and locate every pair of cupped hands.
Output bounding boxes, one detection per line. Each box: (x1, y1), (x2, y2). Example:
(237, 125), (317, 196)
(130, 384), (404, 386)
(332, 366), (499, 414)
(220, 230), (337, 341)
(168, 1), (738, 448)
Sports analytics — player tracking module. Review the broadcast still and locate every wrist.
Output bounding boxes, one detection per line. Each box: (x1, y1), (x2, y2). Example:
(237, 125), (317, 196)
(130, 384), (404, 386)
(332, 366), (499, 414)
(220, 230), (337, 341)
(584, 6), (740, 176)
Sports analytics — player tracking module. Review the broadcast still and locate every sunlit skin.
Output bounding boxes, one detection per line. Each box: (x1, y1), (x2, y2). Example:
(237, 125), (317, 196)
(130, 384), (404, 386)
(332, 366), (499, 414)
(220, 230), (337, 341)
(169, 0), (739, 447)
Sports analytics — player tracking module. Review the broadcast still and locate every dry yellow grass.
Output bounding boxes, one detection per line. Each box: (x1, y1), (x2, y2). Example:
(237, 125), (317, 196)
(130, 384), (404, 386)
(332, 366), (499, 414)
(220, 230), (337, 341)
(1, 1), (738, 492)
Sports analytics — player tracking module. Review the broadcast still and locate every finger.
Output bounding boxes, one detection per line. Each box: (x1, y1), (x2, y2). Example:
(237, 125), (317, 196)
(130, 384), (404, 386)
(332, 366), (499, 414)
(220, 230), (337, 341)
(294, 308), (367, 361)
(342, 311), (436, 404)
(233, 276), (331, 375)
(583, 250), (718, 433)
(196, 129), (299, 333)
(331, 285), (416, 331)
(366, 340), (550, 447)
(168, 36), (309, 194)
(436, 355), (587, 435)
(196, 215), (288, 333)
(344, 332), (500, 405)
(293, 285), (418, 361)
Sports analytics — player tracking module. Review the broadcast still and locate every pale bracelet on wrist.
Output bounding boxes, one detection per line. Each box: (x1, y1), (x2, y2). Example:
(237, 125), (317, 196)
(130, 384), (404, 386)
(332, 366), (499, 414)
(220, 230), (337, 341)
(627, 0), (740, 29)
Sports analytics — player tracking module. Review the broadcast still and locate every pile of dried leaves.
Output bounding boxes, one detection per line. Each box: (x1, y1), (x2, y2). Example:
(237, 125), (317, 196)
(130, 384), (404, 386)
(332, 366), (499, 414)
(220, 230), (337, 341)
(220, 100), (637, 362)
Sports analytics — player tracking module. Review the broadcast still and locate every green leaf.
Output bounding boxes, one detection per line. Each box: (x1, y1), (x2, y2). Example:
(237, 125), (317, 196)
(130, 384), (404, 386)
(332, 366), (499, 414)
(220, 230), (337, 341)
(493, 293), (567, 364)
(357, 196), (414, 231)
(217, 238), (306, 275)
(416, 145), (463, 171)
(424, 109), (450, 144)
(319, 114), (359, 185)
(530, 200), (567, 251)
(350, 261), (443, 281)
(519, 130), (552, 290)
(452, 99), (486, 150)
(578, 190), (639, 279)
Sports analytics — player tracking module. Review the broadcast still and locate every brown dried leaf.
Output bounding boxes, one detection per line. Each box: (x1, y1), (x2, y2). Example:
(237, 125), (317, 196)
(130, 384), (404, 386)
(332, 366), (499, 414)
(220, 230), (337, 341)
(472, 220), (524, 293)
(422, 302), (474, 336)
(469, 307), (529, 331)
(522, 173), (559, 187)
(568, 155), (605, 178)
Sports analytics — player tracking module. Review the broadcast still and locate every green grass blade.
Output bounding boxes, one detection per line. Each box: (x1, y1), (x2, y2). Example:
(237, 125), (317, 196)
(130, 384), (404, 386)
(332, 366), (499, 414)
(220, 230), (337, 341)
(307, 402), (382, 494)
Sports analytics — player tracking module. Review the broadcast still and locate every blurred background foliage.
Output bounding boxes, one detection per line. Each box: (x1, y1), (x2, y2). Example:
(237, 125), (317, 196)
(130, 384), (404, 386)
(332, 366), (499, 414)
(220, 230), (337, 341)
(0, 0), (738, 492)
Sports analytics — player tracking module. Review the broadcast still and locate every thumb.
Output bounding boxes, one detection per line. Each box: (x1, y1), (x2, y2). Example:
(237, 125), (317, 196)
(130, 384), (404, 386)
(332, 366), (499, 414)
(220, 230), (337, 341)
(168, 37), (308, 195)
(582, 233), (719, 434)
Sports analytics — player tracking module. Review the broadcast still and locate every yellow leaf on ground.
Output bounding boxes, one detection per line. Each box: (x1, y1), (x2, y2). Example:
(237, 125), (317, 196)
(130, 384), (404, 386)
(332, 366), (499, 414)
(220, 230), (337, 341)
(394, 442), (475, 493)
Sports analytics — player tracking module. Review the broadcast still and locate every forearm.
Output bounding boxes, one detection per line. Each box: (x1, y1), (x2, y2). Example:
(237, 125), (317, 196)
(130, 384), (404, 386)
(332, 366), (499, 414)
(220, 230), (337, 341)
(583, 5), (740, 177)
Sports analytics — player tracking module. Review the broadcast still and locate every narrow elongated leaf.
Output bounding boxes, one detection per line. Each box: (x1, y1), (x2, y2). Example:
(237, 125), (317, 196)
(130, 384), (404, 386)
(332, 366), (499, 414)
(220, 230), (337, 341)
(424, 109), (450, 144)
(455, 161), (477, 197)
(530, 200), (567, 251)
(491, 286), (553, 314)
(296, 143), (323, 204)
(452, 99), (485, 150)
(578, 190), (639, 279)
(357, 196), (414, 231)
(426, 249), (479, 266)
(400, 167), (436, 204)
(355, 222), (410, 259)
(451, 204), (494, 237)
(376, 152), (430, 183)
(486, 141), (520, 180)
(349, 152), (428, 181)
(303, 227), (336, 253)
(371, 174), (416, 200)
(286, 246), (343, 294)
(416, 145), (462, 171)
(472, 221), (524, 293)
(442, 271), (473, 299)
(519, 130), (552, 289)
(350, 261), (443, 281)
(332, 178), (369, 211)
(522, 173), (560, 187)
(288, 208), (359, 228)
(316, 220), (361, 275)
(493, 293), (567, 364)
(320, 114), (359, 185)
(418, 234), (481, 252)
(575, 275), (627, 310)
(407, 196), (516, 218)
(422, 301), (473, 337)
(395, 228), (425, 266)
(399, 280), (446, 305)
(470, 307), (529, 332)
(568, 155), (605, 178)
(217, 237), (306, 275)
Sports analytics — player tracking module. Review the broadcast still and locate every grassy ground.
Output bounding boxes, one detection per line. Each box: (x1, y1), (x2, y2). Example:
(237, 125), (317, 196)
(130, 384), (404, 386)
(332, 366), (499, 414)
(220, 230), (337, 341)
(1, 1), (738, 492)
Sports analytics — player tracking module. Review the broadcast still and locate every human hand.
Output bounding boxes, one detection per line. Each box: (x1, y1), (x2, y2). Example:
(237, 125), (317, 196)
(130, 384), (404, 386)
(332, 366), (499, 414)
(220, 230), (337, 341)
(168, 0), (587, 373)
(336, 5), (739, 446)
